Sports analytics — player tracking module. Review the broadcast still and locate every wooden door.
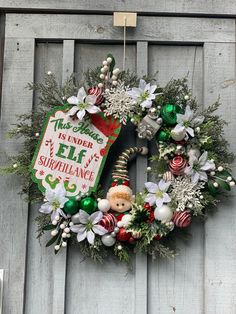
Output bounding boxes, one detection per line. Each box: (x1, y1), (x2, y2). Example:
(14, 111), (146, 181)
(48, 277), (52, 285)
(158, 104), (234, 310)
(0, 10), (236, 314)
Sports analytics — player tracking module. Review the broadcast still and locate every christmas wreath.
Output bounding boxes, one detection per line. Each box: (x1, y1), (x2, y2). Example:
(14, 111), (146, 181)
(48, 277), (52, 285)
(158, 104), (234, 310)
(2, 54), (235, 264)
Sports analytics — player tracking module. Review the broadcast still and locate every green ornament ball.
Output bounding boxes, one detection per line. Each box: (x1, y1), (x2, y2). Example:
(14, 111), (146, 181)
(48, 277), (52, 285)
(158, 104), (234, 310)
(156, 130), (170, 142)
(160, 103), (182, 125)
(63, 199), (79, 215)
(79, 196), (97, 214)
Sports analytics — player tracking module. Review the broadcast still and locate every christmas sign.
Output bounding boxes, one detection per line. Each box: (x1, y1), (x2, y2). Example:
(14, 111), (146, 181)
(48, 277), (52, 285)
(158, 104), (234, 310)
(31, 106), (121, 197)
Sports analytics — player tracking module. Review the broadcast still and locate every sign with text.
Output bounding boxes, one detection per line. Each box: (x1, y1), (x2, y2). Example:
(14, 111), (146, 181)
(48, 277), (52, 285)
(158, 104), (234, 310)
(31, 106), (121, 197)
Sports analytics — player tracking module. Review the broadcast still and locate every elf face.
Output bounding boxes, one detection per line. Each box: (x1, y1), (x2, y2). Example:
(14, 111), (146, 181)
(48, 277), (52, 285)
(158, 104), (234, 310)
(109, 196), (132, 213)
(106, 185), (134, 213)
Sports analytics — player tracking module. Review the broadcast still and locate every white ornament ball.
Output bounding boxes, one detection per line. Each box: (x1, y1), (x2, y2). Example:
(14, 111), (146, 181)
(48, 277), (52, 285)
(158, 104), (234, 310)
(64, 227), (70, 233)
(112, 75), (117, 80)
(230, 181), (235, 187)
(98, 83), (103, 88)
(54, 245), (60, 251)
(210, 171), (215, 176)
(55, 215), (60, 221)
(62, 242), (67, 248)
(114, 227), (120, 233)
(121, 214), (132, 227)
(112, 80), (118, 86)
(101, 234), (116, 247)
(171, 129), (186, 141)
(35, 132), (40, 137)
(184, 95), (190, 100)
(112, 68), (120, 75)
(117, 245), (122, 250)
(106, 57), (112, 64)
(102, 60), (108, 66)
(100, 67), (106, 73)
(62, 232), (67, 238)
(117, 221), (124, 228)
(103, 65), (109, 71)
(218, 166), (224, 172)
(51, 229), (58, 236)
(67, 233), (71, 238)
(213, 182), (219, 188)
(60, 223), (65, 229)
(98, 199), (110, 212)
(52, 220), (58, 226)
(71, 213), (80, 224)
(100, 74), (105, 79)
(154, 205), (173, 222)
(69, 222), (74, 226)
(111, 231), (116, 237)
(47, 71), (52, 75)
(227, 176), (232, 182)
(147, 167), (152, 171)
(13, 163), (18, 168)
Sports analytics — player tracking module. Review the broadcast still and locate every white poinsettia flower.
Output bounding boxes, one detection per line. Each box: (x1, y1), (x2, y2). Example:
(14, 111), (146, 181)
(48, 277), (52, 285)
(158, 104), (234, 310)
(70, 210), (107, 245)
(67, 87), (101, 120)
(145, 179), (171, 208)
(185, 151), (215, 183)
(128, 79), (157, 109)
(39, 183), (68, 221)
(172, 105), (205, 138)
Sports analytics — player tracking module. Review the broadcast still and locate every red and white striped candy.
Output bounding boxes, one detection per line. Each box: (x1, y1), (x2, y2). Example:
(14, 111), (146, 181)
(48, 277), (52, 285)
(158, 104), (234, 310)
(88, 86), (104, 105)
(169, 155), (187, 175)
(99, 213), (117, 232)
(172, 210), (191, 228)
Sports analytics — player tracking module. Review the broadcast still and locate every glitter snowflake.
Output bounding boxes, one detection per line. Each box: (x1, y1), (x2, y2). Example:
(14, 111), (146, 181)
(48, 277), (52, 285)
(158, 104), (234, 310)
(170, 177), (205, 214)
(103, 82), (136, 124)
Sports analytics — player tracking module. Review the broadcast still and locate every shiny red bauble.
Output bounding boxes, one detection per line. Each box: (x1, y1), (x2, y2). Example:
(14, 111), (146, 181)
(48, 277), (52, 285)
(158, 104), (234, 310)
(172, 210), (192, 228)
(116, 227), (131, 242)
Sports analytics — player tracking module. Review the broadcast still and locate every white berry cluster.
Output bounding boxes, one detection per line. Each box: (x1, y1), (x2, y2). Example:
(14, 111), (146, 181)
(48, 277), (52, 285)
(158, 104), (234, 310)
(98, 56), (120, 89)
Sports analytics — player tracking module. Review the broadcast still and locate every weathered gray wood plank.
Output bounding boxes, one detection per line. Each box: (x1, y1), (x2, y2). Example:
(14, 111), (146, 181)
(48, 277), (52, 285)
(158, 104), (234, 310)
(24, 43), (64, 314)
(203, 42), (236, 314)
(5, 14), (235, 43)
(1, 0), (236, 16)
(135, 41), (148, 314)
(66, 44), (137, 314)
(0, 37), (35, 314)
(148, 45), (204, 314)
(51, 40), (75, 314)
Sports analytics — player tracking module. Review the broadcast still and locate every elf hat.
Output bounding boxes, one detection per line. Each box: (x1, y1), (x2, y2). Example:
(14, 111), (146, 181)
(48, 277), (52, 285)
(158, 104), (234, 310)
(111, 146), (148, 187)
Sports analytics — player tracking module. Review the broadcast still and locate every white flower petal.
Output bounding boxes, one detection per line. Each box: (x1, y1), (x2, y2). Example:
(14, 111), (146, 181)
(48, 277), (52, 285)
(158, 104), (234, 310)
(93, 225), (108, 235)
(87, 231), (95, 245)
(145, 182), (158, 193)
(57, 208), (67, 219)
(51, 211), (58, 221)
(67, 106), (79, 116)
(192, 172), (200, 184)
(200, 160), (215, 171)
(70, 225), (86, 233)
(145, 194), (157, 206)
(67, 96), (79, 105)
(163, 193), (171, 203)
(155, 198), (164, 208)
(78, 210), (90, 223)
(139, 79), (146, 90)
(39, 202), (52, 214)
(54, 183), (66, 197)
(77, 231), (87, 242)
(198, 151), (208, 166)
(186, 127), (194, 137)
(149, 85), (157, 94)
(77, 87), (87, 102)
(140, 99), (152, 108)
(198, 171), (208, 182)
(86, 104), (101, 114)
(76, 109), (86, 120)
(90, 211), (103, 224)
(85, 95), (97, 105)
(184, 105), (194, 120)
(45, 189), (55, 202)
(158, 179), (171, 192)
(144, 82), (151, 92)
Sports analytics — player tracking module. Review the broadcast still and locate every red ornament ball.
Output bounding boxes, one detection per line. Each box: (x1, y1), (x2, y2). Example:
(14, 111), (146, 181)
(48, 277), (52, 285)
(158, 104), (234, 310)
(88, 86), (104, 105)
(116, 227), (131, 242)
(172, 210), (192, 228)
(169, 155), (187, 175)
(99, 213), (117, 233)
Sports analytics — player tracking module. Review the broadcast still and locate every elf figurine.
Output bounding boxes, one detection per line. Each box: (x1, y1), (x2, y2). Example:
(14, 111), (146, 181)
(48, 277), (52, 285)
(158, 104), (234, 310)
(98, 146), (148, 220)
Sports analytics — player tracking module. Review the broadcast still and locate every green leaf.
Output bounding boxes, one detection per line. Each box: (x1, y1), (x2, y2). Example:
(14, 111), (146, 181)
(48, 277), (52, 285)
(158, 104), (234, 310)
(46, 234), (58, 247)
(42, 224), (55, 231)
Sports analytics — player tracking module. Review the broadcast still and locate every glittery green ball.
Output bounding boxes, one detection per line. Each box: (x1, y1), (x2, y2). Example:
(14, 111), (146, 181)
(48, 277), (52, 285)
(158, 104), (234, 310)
(63, 199), (79, 215)
(156, 130), (170, 142)
(160, 104), (182, 125)
(79, 197), (97, 214)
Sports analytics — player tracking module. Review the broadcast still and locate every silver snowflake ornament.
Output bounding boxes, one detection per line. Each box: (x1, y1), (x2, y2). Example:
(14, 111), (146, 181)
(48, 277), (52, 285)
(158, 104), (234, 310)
(103, 82), (136, 124)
